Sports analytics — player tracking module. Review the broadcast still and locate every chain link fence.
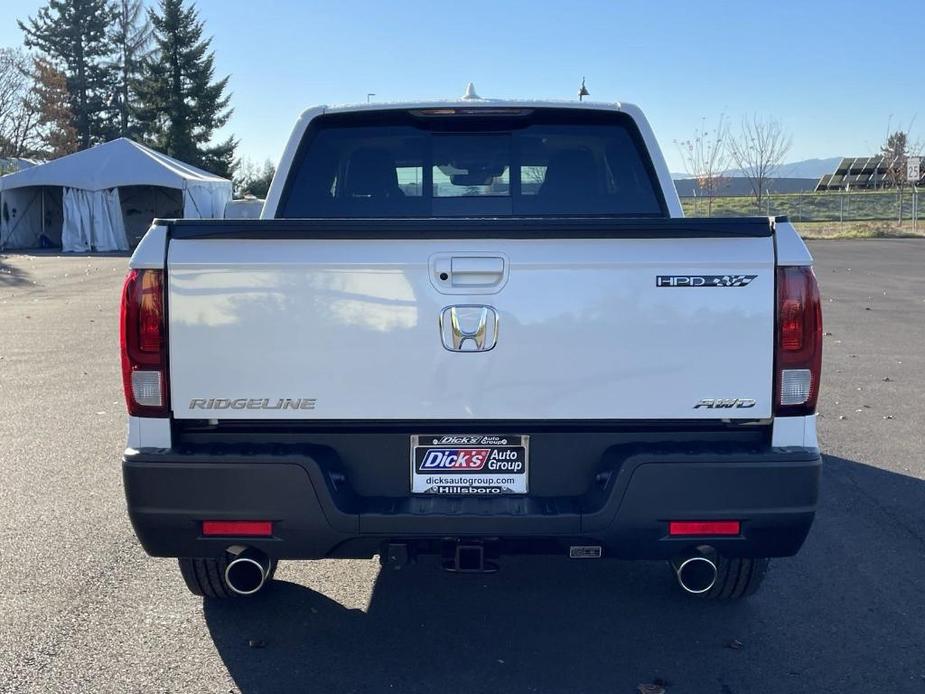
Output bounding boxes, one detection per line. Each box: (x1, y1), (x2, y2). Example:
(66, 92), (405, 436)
(680, 189), (922, 229)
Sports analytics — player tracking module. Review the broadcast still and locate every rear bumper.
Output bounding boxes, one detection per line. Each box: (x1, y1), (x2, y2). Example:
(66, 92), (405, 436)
(123, 442), (821, 561)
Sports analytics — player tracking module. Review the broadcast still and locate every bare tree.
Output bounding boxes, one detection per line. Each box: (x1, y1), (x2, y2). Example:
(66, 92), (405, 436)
(727, 115), (792, 213)
(0, 50), (80, 162)
(0, 48), (41, 161)
(674, 114), (730, 215)
(880, 127), (923, 223)
(522, 164), (546, 190)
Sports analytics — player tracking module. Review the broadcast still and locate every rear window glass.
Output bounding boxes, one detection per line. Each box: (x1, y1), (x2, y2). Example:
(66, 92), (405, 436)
(279, 109), (665, 218)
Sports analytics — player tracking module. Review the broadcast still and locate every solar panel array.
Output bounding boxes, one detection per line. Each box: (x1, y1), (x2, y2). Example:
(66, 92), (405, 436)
(816, 156), (891, 191)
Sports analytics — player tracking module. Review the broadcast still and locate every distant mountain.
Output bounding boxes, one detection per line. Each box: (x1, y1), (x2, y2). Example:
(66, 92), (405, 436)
(731, 157), (841, 179)
(674, 177), (818, 197)
(672, 156), (842, 181)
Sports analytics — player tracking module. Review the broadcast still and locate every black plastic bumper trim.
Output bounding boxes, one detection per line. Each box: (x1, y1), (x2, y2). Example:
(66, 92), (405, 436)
(123, 445), (820, 561)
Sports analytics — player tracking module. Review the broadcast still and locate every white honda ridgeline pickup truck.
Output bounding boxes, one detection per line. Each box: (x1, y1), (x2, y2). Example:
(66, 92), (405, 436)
(121, 96), (822, 600)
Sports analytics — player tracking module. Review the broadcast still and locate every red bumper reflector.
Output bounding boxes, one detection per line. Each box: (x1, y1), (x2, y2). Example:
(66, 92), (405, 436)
(202, 520), (273, 537)
(669, 520), (741, 536)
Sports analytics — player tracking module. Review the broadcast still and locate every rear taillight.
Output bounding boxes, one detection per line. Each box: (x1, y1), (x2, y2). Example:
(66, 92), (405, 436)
(774, 266), (822, 416)
(120, 269), (168, 417)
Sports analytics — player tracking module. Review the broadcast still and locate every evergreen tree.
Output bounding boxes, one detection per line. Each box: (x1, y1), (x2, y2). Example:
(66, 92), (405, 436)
(113, 0), (152, 137)
(136, 0), (236, 176)
(19, 0), (118, 149)
(234, 158), (275, 198)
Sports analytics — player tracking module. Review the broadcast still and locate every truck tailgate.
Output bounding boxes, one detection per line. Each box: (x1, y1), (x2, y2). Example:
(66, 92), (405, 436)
(165, 220), (775, 421)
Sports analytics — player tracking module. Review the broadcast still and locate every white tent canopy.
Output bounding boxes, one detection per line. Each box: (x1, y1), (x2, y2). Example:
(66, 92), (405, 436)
(0, 138), (232, 251)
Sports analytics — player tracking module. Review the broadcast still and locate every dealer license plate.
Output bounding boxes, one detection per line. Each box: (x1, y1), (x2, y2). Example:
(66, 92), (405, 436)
(410, 434), (529, 495)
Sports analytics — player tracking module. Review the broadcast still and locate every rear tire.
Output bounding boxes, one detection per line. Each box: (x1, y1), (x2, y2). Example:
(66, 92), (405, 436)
(178, 556), (278, 598)
(696, 556), (770, 600)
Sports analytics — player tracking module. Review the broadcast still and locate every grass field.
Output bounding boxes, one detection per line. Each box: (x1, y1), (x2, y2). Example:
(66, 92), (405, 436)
(680, 189), (925, 238)
(794, 220), (925, 239)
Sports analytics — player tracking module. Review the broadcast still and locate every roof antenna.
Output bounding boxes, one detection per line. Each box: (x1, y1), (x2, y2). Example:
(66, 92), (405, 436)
(578, 77), (589, 102)
(462, 82), (480, 100)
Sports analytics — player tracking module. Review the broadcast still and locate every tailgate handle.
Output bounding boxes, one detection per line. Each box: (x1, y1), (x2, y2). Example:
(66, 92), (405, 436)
(449, 256), (504, 287)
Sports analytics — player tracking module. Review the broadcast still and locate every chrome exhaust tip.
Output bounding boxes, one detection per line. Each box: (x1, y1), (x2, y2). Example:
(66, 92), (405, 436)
(673, 554), (718, 595)
(224, 547), (270, 596)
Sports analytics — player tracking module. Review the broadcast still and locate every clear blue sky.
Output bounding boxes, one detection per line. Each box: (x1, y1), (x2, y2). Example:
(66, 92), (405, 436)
(3, 0), (924, 171)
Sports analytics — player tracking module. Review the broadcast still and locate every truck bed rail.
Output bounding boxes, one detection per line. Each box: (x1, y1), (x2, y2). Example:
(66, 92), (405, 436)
(161, 216), (779, 240)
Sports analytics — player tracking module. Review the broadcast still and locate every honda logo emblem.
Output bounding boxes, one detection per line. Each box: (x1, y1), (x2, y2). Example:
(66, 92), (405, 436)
(439, 305), (499, 352)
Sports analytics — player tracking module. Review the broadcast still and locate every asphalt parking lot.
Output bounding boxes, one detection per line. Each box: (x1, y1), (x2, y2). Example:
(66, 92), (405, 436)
(1, 239), (924, 694)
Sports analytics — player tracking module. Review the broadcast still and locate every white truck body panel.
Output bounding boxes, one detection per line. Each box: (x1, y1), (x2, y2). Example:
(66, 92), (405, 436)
(128, 224), (167, 269)
(167, 235), (775, 420)
(774, 220), (814, 266)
